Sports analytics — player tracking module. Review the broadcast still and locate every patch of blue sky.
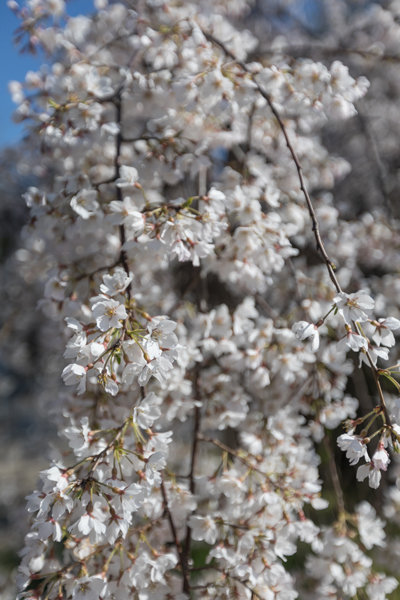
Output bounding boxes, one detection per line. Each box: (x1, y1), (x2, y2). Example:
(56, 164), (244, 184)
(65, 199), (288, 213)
(0, 0), (95, 147)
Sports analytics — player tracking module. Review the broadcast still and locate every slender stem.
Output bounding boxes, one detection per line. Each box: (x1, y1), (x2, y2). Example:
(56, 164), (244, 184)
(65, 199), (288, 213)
(189, 565), (262, 599)
(204, 31), (396, 443)
(182, 371), (201, 593)
(87, 423), (125, 478)
(113, 92), (132, 300)
(354, 322), (393, 428)
(254, 293), (279, 321)
(160, 478), (188, 590)
(323, 434), (345, 517)
(203, 31), (342, 294)
(75, 260), (120, 282)
(197, 434), (276, 487)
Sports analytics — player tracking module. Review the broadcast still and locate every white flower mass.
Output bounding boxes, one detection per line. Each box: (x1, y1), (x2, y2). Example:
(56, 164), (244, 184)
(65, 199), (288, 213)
(7, 0), (400, 599)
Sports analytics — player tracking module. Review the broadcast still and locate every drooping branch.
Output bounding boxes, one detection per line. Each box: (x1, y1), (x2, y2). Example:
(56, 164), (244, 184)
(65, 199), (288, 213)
(112, 91), (132, 300)
(182, 370), (201, 593)
(203, 31), (342, 295)
(204, 30), (395, 434)
(160, 478), (189, 589)
(323, 434), (346, 517)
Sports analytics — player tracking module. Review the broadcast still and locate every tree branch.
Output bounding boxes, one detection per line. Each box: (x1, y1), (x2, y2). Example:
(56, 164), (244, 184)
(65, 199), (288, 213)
(203, 31), (342, 294)
(113, 92), (132, 299)
(182, 370), (201, 593)
(160, 478), (189, 590)
(323, 434), (345, 517)
(205, 30), (394, 436)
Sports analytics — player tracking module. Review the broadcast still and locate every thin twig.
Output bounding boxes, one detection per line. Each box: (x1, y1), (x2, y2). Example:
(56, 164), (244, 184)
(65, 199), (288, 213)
(113, 92), (132, 300)
(160, 478), (188, 589)
(205, 30), (394, 435)
(323, 434), (345, 516)
(197, 433), (275, 487)
(204, 31), (342, 294)
(182, 371), (201, 593)
(75, 260), (119, 282)
(254, 293), (279, 321)
(189, 565), (262, 599)
(357, 108), (393, 218)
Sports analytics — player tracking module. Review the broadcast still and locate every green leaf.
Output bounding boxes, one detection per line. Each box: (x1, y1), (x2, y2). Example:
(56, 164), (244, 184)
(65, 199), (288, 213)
(181, 197), (193, 209)
(381, 371), (400, 392)
(48, 97), (60, 109)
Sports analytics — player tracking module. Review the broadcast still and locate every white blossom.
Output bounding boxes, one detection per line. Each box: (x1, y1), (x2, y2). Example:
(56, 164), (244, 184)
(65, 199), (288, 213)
(292, 321), (320, 351)
(61, 363), (87, 394)
(100, 267), (132, 296)
(116, 166), (139, 188)
(188, 515), (219, 545)
(337, 329), (368, 353)
(70, 189), (99, 220)
(92, 299), (127, 331)
(11, 2), (400, 598)
(337, 432), (370, 466)
(334, 290), (375, 324)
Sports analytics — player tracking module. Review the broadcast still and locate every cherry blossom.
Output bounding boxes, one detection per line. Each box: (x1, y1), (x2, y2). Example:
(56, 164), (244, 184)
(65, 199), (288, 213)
(334, 290), (375, 324)
(9, 0), (400, 598)
(116, 166), (139, 188)
(70, 189), (99, 220)
(61, 363), (87, 394)
(371, 317), (400, 347)
(337, 432), (370, 465)
(292, 321), (320, 351)
(337, 328), (368, 353)
(92, 298), (127, 331)
(99, 267), (132, 297)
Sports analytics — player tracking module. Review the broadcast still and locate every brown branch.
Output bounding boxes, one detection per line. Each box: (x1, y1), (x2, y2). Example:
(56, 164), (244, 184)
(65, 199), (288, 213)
(189, 565), (263, 599)
(367, 352), (392, 427)
(74, 260), (119, 282)
(86, 425), (125, 479)
(197, 434), (276, 487)
(113, 92), (132, 300)
(160, 478), (189, 589)
(254, 293), (279, 321)
(121, 134), (163, 143)
(323, 434), (345, 516)
(205, 30), (394, 437)
(93, 176), (118, 188)
(204, 31), (342, 295)
(182, 372), (201, 593)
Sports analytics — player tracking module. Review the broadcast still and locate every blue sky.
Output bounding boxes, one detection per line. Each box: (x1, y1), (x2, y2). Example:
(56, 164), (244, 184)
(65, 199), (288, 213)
(0, 0), (95, 148)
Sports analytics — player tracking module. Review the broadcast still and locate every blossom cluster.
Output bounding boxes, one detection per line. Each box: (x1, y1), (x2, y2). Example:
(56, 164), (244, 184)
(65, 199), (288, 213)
(7, 0), (400, 599)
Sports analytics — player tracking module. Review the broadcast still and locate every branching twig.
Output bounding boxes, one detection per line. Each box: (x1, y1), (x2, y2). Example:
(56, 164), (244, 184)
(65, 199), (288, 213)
(75, 260), (119, 282)
(204, 30), (394, 434)
(203, 31), (342, 294)
(255, 42), (400, 64)
(190, 565), (263, 599)
(197, 433), (276, 486)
